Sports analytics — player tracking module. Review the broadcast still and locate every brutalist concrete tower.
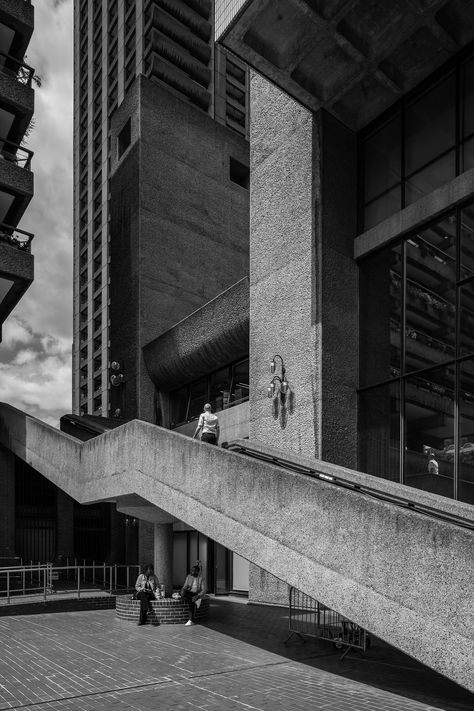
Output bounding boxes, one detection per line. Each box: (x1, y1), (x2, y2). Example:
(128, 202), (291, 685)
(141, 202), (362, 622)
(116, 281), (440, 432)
(73, 0), (248, 417)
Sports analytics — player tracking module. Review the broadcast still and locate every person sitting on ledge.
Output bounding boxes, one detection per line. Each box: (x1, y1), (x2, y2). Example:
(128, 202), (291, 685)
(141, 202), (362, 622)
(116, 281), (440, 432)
(135, 564), (160, 625)
(180, 564), (206, 626)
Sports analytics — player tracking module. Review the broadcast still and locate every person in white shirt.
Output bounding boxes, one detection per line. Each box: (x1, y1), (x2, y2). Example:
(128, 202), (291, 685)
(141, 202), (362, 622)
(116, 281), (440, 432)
(180, 564), (206, 625)
(193, 403), (220, 445)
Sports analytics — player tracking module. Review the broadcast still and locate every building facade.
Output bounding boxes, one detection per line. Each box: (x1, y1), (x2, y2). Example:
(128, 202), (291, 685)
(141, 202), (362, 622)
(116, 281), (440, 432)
(0, 0), (35, 341)
(72, 0), (249, 419)
(215, 0), (474, 509)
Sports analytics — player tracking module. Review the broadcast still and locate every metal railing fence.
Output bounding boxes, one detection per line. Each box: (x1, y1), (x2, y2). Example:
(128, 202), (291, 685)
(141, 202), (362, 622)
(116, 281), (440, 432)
(0, 561), (140, 604)
(0, 50), (35, 86)
(285, 587), (370, 660)
(0, 223), (34, 252)
(0, 136), (33, 169)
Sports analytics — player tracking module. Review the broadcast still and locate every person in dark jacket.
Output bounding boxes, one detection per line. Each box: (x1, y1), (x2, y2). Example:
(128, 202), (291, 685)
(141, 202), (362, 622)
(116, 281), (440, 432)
(135, 564), (160, 625)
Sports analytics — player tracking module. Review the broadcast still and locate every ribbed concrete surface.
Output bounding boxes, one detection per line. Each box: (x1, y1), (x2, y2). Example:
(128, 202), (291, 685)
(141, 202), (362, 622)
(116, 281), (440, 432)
(0, 402), (473, 691)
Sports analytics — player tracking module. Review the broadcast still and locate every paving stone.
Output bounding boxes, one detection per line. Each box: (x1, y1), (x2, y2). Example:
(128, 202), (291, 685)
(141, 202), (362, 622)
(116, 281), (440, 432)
(0, 601), (472, 711)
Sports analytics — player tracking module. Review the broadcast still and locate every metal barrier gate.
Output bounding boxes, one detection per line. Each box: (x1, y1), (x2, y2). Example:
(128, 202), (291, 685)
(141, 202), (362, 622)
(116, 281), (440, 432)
(285, 587), (370, 660)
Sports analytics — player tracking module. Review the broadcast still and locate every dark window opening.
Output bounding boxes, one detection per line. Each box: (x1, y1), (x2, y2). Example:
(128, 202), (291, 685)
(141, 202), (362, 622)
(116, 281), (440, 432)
(118, 118), (131, 158)
(229, 157), (249, 189)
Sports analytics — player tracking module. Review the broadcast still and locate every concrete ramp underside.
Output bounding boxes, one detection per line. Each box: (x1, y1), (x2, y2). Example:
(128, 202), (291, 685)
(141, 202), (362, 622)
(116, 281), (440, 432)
(0, 403), (473, 691)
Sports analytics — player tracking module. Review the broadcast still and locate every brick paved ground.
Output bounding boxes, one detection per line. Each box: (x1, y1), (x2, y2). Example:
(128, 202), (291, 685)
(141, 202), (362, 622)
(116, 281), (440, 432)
(0, 599), (472, 711)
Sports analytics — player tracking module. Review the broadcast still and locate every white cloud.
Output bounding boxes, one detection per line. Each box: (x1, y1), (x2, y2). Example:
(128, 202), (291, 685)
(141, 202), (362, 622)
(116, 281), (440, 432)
(0, 316), (72, 426)
(1, 1), (73, 426)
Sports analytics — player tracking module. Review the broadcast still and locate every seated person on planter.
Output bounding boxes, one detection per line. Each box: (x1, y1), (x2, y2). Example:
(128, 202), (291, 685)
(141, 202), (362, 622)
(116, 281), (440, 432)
(180, 564), (206, 625)
(135, 564), (160, 625)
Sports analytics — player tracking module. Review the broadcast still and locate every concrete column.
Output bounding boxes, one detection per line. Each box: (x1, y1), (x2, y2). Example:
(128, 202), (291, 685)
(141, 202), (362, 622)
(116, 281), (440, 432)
(248, 72), (358, 604)
(138, 519), (154, 566)
(153, 523), (173, 594)
(249, 72), (358, 464)
(0, 447), (15, 558)
(55, 490), (74, 564)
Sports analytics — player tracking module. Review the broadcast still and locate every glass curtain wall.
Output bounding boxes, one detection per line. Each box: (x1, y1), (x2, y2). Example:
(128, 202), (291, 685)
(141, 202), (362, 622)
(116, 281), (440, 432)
(359, 202), (474, 504)
(361, 51), (474, 230)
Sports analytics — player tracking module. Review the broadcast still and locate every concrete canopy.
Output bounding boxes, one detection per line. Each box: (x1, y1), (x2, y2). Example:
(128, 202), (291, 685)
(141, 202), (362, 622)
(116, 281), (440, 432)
(217, 0), (474, 129)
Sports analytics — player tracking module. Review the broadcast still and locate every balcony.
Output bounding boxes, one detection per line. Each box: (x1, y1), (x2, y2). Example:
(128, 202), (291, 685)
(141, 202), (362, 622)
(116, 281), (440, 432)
(0, 50), (35, 143)
(0, 0), (34, 57)
(0, 223), (33, 340)
(0, 136), (34, 226)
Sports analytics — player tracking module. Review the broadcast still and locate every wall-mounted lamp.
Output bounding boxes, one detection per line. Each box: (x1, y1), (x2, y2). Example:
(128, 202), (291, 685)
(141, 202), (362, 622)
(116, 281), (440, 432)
(125, 517), (137, 527)
(110, 360), (124, 387)
(268, 355), (288, 402)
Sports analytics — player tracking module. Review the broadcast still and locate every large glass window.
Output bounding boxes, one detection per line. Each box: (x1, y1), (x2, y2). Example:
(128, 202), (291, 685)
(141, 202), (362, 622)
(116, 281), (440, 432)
(361, 51), (474, 230)
(405, 216), (456, 372)
(359, 244), (401, 388)
(459, 359), (474, 504)
(359, 201), (474, 504)
(404, 364), (455, 499)
(169, 358), (249, 427)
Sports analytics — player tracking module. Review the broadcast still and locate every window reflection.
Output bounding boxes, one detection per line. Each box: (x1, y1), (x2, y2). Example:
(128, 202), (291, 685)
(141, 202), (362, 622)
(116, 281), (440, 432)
(459, 359), (474, 505)
(361, 54), (474, 230)
(358, 382), (400, 482)
(404, 364), (454, 498)
(364, 114), (401, 203)
(405, 216), (456, 371)
(460, 203), (474, 279)
(169, 358), (249, 427)
(188, 377), (207, 420)
(405, 75), (455, 176)
(404, 151), (455, 206)
(459, 279), (474, 357)
(359, 200), (474, 502)
(359, 244), (401, 388)
(462, 57), (474, 140)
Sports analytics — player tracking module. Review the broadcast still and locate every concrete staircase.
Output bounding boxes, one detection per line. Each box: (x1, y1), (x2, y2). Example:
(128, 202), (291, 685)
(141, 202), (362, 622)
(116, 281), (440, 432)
(0, 402), (473, 691)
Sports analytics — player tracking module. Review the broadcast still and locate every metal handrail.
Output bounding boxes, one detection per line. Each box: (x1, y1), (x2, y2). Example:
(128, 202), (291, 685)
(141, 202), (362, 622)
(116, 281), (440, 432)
(0, 562), (140, 604)
(0, 50), (35, 87)
(226, 441), (474, 532)
(0, 223), (34, 252)
(0, 136), (33, 170)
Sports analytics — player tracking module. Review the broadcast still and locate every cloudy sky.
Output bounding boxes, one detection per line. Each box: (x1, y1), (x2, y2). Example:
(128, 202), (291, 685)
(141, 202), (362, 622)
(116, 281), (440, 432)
(0, 0), (73, 427)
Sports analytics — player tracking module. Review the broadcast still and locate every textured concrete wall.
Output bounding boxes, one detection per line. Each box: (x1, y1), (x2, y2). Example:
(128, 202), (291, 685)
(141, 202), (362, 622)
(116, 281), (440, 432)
(109, 76), (249, 423)
(249, 72), (319, 458)
(1, 403), (473, 691)
(248, 74), (358, 604)
(143, 277), (249, 392)
(0, 73), (34, 125)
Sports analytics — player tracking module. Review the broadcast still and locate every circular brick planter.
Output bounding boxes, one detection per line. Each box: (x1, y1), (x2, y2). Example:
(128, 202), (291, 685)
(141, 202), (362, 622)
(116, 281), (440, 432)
(115, 594), (210, 625)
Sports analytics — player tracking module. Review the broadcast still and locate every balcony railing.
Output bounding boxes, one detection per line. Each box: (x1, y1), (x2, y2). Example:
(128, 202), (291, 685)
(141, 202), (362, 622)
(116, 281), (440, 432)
(0, 223), (34, 252)
(0, 50), (36, 87)
(0, 137), (33, 170)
